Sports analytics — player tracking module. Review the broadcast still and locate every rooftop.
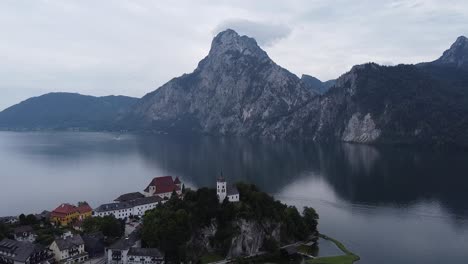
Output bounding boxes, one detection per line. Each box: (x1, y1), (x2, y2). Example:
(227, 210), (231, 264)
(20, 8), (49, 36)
(144, 176), (180, 194)
(114, 192), (145, 202)
(77, 203), (92, 214)
(95, 196), (163, 213)
(227, 185), (239, 196)
(108, 229), (140, 250)
(128, 248), (164, 258)
(94, 202), (133, 213)
(51, 203), (77, 215)
(13, 225), (34, 236)
(0, 239), (46, 262)
(54, 234), (85, 251)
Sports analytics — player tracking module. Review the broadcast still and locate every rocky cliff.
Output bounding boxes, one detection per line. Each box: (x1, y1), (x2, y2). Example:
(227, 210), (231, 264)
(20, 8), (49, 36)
(126, 31), (468, 147)
(188, 218), (281, 259)
(126, 29), (315, 137)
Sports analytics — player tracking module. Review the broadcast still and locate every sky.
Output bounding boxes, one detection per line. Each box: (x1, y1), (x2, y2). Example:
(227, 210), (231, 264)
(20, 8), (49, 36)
(0, 0), (467, 110)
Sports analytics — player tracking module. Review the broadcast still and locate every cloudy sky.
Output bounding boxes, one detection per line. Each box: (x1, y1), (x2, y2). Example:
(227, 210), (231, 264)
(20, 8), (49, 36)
(0, 0), (467, 110)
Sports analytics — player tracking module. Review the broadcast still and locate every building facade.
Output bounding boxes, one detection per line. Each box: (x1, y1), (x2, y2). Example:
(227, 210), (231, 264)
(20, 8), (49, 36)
(127, 248), (164, 264)
(94, 196), (163, 219)
(50, 203), (92, 226)
(13, 226), (37, 243)
(106, 230), (141, 264)
(106, 230), (164, 264)
(216, 177), (240, 203)
(49, 233), (88, 264)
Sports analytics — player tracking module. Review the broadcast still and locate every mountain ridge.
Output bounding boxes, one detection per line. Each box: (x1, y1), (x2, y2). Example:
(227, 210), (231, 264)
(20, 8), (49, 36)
(1, 31), (468, 147)
(0, 92), (137, 130)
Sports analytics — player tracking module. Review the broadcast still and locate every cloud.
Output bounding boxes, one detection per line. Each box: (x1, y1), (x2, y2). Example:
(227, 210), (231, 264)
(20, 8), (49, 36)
(0, 0), (467, 110)
(214, 19), (292, 47)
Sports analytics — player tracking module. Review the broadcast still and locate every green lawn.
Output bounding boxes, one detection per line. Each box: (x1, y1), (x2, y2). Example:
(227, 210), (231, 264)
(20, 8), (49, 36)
(200, 253), (225, 264)
(307, 234), (360, 264)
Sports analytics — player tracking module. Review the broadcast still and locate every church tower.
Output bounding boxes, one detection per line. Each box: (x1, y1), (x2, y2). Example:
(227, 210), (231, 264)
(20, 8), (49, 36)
(216, 174), (227, 203)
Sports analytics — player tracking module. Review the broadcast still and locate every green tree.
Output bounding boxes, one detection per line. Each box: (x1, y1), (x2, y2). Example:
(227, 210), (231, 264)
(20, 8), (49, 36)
(18, 214), (38, 226)
(143, 208), (191, 262)
(82, 216), (123, 238)
(19, 214), (26, 225)
(0, 223), (11, 240)
(303, 207), (319, 236)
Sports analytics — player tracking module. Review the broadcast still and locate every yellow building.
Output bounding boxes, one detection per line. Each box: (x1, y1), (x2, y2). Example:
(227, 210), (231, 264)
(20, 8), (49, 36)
(50, 202), (92, 226)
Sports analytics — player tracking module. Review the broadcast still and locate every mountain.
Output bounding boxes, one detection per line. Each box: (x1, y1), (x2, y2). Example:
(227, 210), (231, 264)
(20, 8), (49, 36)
(305, 63), (468, 146)
(0, 93), (137, 130)
(2, 31), (468, 147)
(431, 36), (468, 69)
(125, 29), (315, 136)
(300, 74), (336, 94)
(127, 31), (468, 147)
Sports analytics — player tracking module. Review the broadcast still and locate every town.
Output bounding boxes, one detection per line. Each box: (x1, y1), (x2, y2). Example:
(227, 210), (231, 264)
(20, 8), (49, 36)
(0, 176), (240, 264)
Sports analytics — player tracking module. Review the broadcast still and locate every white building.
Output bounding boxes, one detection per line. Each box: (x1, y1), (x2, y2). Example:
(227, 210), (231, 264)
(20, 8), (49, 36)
(13, 226), (37, 243)
(127, 248), (164, 264)
(49, 232), (88, 264)
(93, 196), (163, 219)
(106, 230), (141, 264)
(106, 230), (164, 264)
(216, 177), (240, 203)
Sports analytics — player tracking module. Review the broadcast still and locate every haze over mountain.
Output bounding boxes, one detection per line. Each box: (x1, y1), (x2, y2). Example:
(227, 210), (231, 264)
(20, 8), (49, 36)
(1, 30), (467, 147)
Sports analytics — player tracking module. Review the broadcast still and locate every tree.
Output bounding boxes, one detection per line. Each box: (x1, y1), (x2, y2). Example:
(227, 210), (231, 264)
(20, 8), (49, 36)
(19, 214), (26, 225)
(77, 201), (89, 207)
(82, 216), (123, 238)
(143, 208), (191, 262)
(18, 214), (38, 226)
(303, 207), (319, 236)
(0, 223), (11, 240)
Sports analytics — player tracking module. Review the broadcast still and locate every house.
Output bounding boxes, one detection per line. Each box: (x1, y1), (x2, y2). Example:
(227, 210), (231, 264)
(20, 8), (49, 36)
(114, 192), (145, 203)
(143, 176), (182, 198)
(127, 248), (164, 264)
(216, 177), (240, 203)
(49, 232), (88, 264)
(106, 229), (141, 264)
(76, 203), (92, 220)
(106, 229), (164, 264)
(94, 196), (163, 219)
(82, 232), (105, 258)
(35, 211), (51, 222)
(0, 239), (54, 264)
(50, 202), (92, 226)
(0, 216), (18, 224)
(13, 225), (37, 242)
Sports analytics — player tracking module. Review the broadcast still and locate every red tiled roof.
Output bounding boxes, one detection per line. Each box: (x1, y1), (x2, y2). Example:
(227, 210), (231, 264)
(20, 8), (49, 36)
(52, 203), (77, 215)
(174, 177), (181, 184)
(144, 176), (180, 194)
(51, 203), (91, 217)
(77, 203), (92, 214)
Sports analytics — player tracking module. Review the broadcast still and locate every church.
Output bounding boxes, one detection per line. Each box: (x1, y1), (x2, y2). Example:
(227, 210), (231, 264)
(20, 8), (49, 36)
(216, 176), (240, 203)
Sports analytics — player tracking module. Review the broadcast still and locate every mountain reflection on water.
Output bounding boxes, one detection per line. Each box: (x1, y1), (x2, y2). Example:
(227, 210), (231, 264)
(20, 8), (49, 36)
(1, 132), (467, 264)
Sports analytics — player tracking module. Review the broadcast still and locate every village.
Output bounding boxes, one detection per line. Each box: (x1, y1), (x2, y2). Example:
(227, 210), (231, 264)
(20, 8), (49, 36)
(0, 176), (240, 264)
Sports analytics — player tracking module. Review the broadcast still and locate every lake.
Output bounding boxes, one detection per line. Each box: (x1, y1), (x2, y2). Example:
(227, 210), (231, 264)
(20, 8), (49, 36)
(1, 131), (467, 263)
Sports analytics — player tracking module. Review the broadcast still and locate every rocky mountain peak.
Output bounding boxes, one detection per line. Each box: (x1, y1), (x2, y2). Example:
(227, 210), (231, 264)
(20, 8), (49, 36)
(208, 29), (269, 61)
(433, 35), (468, 68)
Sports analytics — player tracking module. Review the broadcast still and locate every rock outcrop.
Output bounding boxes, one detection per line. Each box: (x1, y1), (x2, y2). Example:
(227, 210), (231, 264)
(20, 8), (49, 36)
(126, 29), (315, 137)
(187, 218), (281, 259)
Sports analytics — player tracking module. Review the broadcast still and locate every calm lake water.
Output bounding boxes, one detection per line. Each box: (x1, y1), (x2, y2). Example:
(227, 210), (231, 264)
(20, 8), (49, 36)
(1, 131), (468, 263)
